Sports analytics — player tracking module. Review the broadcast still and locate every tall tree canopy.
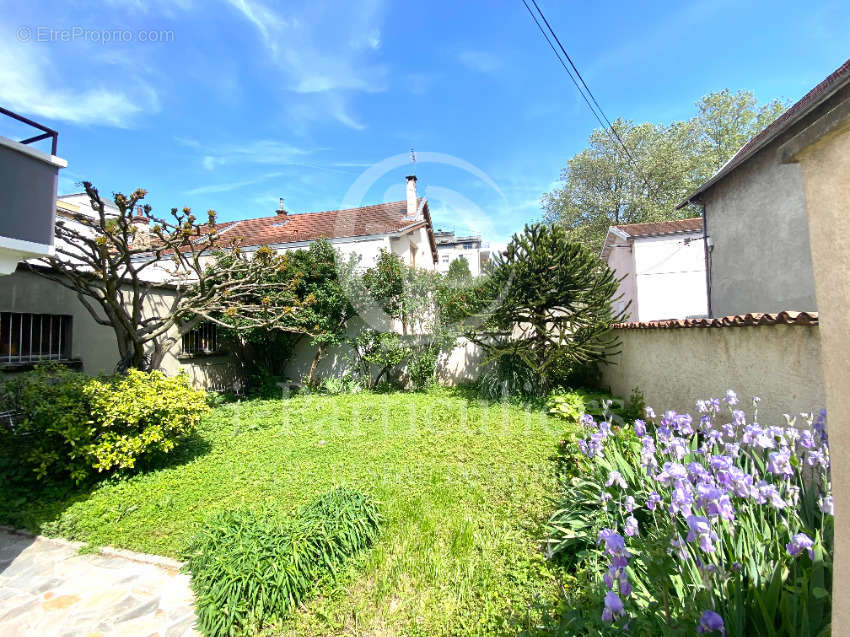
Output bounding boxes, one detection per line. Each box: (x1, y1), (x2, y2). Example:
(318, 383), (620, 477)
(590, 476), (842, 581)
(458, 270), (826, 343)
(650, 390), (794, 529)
(542, 89), (787, 252)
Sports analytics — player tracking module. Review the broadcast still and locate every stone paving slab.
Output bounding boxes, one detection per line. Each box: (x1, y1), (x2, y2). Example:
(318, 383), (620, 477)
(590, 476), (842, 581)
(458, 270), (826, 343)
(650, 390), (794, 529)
(0, 529), (199, 637)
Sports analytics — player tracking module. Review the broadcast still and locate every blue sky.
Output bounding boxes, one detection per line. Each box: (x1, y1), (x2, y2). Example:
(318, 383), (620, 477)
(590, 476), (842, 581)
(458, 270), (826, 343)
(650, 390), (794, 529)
(2, 0), (848, 244)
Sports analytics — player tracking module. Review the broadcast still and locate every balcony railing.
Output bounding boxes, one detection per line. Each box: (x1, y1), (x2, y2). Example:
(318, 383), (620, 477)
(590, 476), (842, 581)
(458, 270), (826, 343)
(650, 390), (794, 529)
(0, 106), (66, 274)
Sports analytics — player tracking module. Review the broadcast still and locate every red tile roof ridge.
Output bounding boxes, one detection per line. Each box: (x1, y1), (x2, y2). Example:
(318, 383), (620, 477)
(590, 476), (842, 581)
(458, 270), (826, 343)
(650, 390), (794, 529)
(613, 311), (818, 329)
(613, 218), (703, 237)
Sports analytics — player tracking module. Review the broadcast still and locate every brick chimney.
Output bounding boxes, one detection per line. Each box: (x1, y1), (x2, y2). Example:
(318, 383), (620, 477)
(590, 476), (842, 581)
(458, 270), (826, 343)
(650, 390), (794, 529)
(405, 175), (418, 218)
(131, 205), (151, 249)
(276, 197), (287, 216)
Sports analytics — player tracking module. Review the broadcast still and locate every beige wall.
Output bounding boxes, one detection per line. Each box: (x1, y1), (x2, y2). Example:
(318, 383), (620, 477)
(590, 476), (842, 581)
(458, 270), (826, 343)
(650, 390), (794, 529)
(601, 325), (825, 425)
(787, 116), (850, 630)
(0, 268), (244, 389)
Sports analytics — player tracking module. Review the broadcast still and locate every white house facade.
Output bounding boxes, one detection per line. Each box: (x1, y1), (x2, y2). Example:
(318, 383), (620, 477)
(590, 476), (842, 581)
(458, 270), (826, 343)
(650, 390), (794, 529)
(602, 218), (708, 322)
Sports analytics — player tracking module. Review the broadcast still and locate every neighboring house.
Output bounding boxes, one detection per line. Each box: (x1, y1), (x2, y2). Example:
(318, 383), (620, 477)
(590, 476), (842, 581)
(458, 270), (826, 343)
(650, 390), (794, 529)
(433, 230), (491, 276)
(0, 108), (65, 274)
(204, 175), (437, 272)
(601, 218), (707, 322)
(0, 175), (439, 388)
(678, 58), (850, 317)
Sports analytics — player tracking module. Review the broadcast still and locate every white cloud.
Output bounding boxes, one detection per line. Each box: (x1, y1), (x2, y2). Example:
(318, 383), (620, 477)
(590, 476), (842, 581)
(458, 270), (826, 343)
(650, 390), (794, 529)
(225, 0), (387, 129)
(198, 140), (311, 170)
(185, 171), (284, 195)
(0, 38), (158, 128)
(458, 50), (502, 74)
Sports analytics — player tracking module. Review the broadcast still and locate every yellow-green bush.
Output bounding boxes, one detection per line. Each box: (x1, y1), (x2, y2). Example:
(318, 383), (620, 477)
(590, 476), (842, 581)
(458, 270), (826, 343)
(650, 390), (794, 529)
(0, 365), (207, 483)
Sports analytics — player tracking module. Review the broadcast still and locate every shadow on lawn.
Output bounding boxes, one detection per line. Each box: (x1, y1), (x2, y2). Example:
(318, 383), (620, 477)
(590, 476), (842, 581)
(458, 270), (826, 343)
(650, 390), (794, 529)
(0, 430), (212, 537)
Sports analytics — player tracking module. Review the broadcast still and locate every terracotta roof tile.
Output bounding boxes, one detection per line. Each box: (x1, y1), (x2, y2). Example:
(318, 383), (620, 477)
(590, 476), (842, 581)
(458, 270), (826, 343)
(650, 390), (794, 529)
(614, 311), (818, 329)
(216, 199), (423, 246)
(614, 218), (703, 238)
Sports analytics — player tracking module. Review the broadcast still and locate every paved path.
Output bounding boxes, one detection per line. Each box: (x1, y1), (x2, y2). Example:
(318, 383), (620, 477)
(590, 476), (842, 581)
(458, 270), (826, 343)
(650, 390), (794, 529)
(0, 530), (198, 637)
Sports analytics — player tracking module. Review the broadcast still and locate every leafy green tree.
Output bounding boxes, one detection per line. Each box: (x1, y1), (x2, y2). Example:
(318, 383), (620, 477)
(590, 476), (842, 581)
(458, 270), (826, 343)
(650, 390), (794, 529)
(543, 90), (787, 252)
(468, 223), (625, 395)
(218, 239), (357, 386)
(446, 256), (473, 283)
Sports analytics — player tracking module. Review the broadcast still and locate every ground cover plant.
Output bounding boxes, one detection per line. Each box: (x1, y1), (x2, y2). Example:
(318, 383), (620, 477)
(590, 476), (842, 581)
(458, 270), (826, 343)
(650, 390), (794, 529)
(0, 388), (572, 635)
(542, 392), (832, 636)
(184, 487), (380, 636)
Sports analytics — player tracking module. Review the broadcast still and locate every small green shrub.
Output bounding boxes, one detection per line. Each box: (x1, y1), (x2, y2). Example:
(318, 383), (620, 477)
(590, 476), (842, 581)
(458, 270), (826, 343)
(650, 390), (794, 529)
(184, 487), (380, 636)
(477, 354), (539, 399)
(0, 365), (207, 483)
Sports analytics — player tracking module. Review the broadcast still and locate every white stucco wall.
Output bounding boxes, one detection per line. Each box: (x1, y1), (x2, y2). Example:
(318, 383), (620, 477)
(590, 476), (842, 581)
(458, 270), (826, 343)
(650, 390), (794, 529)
(435, 245), (482, 276)
(605, 242), (637, 320)
(601, 324), (825, 426)
(632, 232), (707, 321)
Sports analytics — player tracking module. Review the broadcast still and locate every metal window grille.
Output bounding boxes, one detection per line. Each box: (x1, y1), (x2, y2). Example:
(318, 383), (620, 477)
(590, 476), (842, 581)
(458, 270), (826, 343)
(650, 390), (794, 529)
(182, 322), (219, 355)
(0, 313), (73, 363)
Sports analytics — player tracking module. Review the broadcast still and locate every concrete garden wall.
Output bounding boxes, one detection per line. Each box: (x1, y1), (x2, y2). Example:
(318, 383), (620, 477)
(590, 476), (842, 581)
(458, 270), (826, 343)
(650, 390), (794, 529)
(601, 323), (825, 426)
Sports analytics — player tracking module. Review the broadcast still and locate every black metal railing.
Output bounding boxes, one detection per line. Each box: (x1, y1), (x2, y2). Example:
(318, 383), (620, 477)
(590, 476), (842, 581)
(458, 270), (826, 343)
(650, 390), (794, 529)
(0, 106), (58, 155)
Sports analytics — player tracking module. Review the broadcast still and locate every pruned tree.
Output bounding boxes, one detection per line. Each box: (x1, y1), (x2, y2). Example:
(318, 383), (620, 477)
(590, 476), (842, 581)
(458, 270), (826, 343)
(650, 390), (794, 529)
(31, 182), (298, 372)
(468, 223), (626, 394)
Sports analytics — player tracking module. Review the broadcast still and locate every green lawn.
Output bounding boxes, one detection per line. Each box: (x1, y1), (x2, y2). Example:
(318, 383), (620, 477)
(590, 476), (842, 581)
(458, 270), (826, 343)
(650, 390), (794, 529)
(1, 388), (567, 635)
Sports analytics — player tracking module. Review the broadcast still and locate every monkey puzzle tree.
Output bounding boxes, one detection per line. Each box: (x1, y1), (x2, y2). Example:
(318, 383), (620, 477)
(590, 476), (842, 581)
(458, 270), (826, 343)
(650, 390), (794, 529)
(468, 223), (626, 394)
(31, 182), (297, 372)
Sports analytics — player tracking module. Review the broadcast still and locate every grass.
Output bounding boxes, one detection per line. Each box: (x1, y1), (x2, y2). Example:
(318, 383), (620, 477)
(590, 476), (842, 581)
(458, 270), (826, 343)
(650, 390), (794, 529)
(1, 387), (567, 635)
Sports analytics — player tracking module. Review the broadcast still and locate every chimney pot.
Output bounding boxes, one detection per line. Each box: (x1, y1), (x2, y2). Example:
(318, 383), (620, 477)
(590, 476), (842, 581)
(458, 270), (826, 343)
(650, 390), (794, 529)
(276, 197), (287, 216)
(405, 175), (418, 218)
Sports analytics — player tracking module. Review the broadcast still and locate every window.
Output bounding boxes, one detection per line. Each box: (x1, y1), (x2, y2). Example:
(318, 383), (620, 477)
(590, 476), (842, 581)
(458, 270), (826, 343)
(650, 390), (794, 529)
(181, 322), (220, 355)
(0, 312), (72, 363)
(441, 255), (450, 263)
(462, 243), (474, 250)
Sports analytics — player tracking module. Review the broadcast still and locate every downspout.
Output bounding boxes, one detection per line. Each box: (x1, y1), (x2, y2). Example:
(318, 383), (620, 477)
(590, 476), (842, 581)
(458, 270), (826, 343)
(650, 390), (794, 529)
(698, 199), (712, 318)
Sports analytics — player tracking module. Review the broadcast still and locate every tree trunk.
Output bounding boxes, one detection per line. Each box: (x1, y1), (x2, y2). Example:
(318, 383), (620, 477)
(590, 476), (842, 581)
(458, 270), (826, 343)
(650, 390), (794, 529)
(307, 343), (326, 386)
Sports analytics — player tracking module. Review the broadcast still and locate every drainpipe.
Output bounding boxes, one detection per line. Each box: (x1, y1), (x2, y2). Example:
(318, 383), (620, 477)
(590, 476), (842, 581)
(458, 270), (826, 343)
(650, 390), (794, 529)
(699, 200), (713, 318)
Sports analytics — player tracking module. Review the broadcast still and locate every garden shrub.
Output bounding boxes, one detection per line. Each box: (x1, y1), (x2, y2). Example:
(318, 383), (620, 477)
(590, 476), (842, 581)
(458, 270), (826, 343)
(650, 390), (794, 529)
(184, 487), (381, 636)
(544, 392), (832, 635)
(0, 365), (207, 483)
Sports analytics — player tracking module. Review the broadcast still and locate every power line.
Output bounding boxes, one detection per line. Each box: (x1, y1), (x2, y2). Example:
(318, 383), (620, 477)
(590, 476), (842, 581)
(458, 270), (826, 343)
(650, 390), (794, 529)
(521, 0), (657, 199)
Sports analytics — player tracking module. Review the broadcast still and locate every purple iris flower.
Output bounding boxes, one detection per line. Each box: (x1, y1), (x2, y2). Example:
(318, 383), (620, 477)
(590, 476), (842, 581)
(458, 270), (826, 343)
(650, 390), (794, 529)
(656, 462), (688, 487)
(688, 462), (711, 483)
(697, 610), (725, 634)
(757, 481), (786, 509)
(624, 496), (636, 513)
(665, 436), (689, 461)
(799, 429), (815, 449)
(647, 492), (662, 511)
(669, 483), (695, 517)
(605, 471), (627, 489)
(807, 449), (829, 469)
(624, 515), (639, 537)
(767, 448), (794, 477)
(598, 529), (629, 557)
(820, 495), (833, 515)
(645, 406), (656, 419)
(676, 414), (694, 436)
(724, 390), (738, 406)
(686, 515), (718, 552)
(786, 533), (814, 559)
(601, 591), (625, 623)
(732, 410), (746, 426)
(633, 419), (646, 437)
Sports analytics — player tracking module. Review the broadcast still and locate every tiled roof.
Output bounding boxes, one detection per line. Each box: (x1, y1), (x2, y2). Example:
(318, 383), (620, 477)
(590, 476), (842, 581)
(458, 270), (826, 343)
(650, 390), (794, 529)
(613, 218), (703, 238)
(215, 199), (425, 246)
(614, 311), (818, 329)
(678, 59), (850, 208)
